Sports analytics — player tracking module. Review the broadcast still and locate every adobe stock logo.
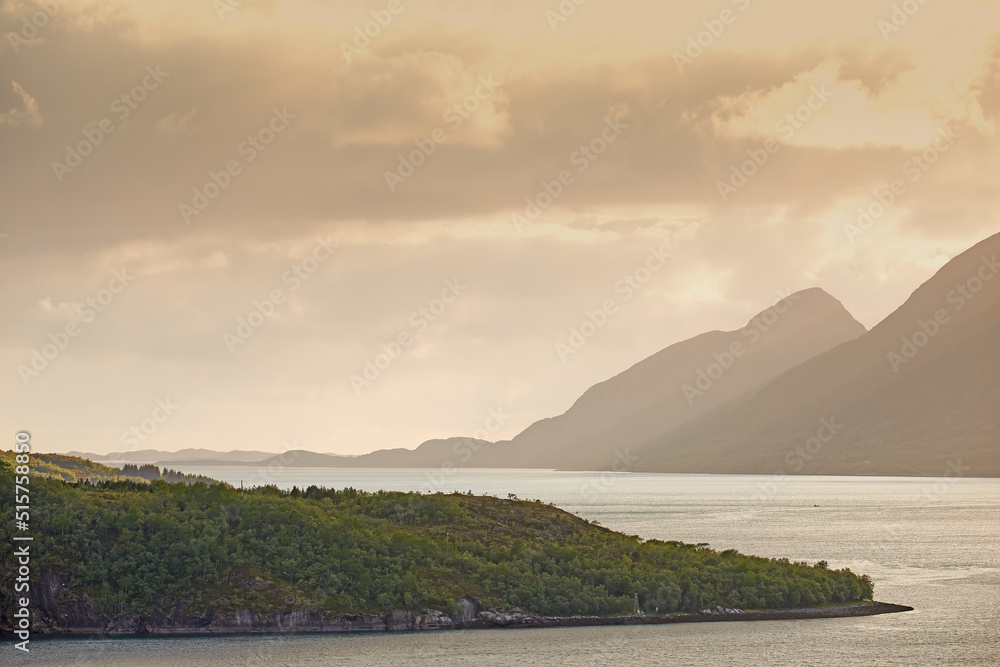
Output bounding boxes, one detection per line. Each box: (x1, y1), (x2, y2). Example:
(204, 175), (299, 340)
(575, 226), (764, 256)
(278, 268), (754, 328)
(545, 0), (588, 30)
(682, 289), (799, 405)
(384, 75), (503, 192)
(843, 123), (961, 246)
(340, 0), (408, 63)
(578, 450), (640, 501)
(120, 398), (180, 449)
(351, 279), (467, 394)
(18, 270), (134, 385)
(555, 243), (670, 362)
(51, 66), (170, 182)
(180, 107), (296, 224)
(877, 0), (931, 40)
(511, 115), (628, 233)
(223, 236), (338, 353)
(422, 407), (510, 493)
(888, 255), (999, 373)
(7, 0), (71, 54)
(716, 85), (834, 202)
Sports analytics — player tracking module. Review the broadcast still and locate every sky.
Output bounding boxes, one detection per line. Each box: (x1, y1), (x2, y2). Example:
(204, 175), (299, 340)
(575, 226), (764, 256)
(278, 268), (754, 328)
(1, 0), (999, 456)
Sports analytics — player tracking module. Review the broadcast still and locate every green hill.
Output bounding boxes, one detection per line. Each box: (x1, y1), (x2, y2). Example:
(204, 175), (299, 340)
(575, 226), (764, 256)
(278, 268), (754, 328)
(0, 461), (875, 632)
(0, 451), (217, 485)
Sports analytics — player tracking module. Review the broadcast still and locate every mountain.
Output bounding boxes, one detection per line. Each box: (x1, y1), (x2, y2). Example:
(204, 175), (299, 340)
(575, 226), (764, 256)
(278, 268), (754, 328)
(495, 288), (867, 470)
(240, 289), (864, 471)
(633, 231), (1000, 476)
(189, 290), (866, 472)
(67, 449), (277, 464)
(62, 230), (1000, 479)
(255, 438), (494, 468)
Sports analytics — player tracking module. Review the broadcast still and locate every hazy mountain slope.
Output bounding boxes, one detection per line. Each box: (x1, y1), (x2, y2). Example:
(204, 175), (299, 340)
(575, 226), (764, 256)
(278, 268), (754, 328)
(500, 288), (867, 470)
(634, 231), (1000, 476)
(68, 449), (276, 463)
(237, 290), (864, 472)
(254, 438), (494, 469)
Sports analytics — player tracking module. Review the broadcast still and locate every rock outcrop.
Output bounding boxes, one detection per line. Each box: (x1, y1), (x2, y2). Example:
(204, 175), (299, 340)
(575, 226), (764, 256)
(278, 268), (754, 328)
(2, 591), (912, 636)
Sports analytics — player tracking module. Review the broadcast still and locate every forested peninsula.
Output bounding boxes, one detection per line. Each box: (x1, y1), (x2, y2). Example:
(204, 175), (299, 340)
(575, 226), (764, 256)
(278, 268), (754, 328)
(0, 457), (909, 635)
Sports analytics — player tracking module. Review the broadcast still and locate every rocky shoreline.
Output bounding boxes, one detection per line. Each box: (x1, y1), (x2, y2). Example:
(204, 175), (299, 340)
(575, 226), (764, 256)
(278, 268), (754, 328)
(3, 595), (913, 637)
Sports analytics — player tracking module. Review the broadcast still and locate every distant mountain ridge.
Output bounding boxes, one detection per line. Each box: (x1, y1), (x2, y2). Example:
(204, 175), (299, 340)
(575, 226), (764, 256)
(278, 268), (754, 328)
(236, 288), (865, 471)
(67, 449), (278, 464)
(60, 232), (1000, 477)
(632, 230), (1000, 476)
(251, 438), (497, 469)
(494, 288), (867, 470)
(97, 288), (866, 472)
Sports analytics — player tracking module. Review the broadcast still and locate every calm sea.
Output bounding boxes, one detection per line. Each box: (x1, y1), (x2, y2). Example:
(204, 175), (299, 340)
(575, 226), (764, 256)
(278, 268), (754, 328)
(25, 469), (1000, 666)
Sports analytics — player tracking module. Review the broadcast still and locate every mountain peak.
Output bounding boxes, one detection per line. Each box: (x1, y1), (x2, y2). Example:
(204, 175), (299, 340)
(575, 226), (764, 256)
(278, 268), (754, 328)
(500, 287), (867, 469)
(634, 230), (1000, 476)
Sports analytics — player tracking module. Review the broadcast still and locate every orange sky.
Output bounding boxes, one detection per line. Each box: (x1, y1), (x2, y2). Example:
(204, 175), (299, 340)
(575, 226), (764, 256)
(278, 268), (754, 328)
(2, 0), (999, 455)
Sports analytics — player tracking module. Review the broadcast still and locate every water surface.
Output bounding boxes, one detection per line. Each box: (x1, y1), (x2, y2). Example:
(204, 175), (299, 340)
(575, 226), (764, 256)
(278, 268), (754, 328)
(26, 469), (1000, 666)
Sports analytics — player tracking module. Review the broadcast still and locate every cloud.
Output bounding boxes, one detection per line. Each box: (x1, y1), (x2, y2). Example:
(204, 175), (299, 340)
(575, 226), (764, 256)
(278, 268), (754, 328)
(0, 81), (42, 128)
(1, 0), (999, 456)
(708, 56), (995, 150)
(329, 51), (511, 147)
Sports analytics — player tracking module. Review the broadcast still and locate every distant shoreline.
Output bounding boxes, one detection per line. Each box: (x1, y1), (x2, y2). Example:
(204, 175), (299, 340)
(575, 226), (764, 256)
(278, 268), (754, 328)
(73, 458), (1000, 480)
(13, 602), (913, 637)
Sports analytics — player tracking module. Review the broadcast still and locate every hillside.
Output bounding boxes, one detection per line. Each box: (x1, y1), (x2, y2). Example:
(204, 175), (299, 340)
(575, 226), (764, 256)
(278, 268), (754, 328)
(0, 451), (218, 485)
(498, 288), (867, 470)
(252, 438), (496, 469)
(0, 462), (878, 634)
(633, 231), (1000, 476)
(257, 289), (866, 471)
(46, 234), (1000, 478)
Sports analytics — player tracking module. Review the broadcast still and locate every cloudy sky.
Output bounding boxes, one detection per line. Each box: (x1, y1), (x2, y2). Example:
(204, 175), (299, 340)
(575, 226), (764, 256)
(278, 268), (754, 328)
(2, 0), (998, 456)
